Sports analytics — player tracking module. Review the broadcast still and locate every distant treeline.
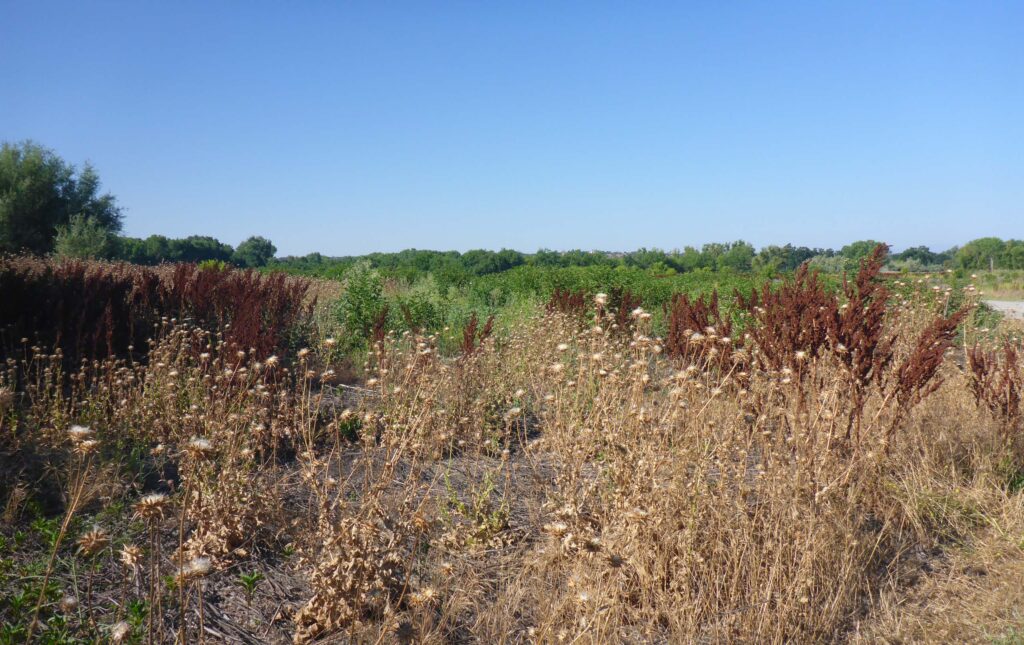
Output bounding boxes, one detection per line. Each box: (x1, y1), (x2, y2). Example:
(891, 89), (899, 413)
(83, 235), (1019, 279)
(113, 234), (277, 268)
(267, 238), (1021, 282)
(3, 141), (1020, 277)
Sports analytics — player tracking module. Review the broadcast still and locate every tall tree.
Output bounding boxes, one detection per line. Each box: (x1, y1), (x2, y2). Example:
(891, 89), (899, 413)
(232, 236), (278, 267)
(0, 141), (122, 254)
(956, 237), (1008, 270)
(717, 240), (756, 271)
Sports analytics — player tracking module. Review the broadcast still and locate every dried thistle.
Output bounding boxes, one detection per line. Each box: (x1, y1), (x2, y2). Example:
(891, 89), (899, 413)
(967, 340), (1022, 434)
(110, 621), (131, 643)
(77, 526), (110, 557)
(184, 436), (214, 459)
(176, 556), (213, 584)
(67, 424), (93, 442)
(119, 544), (143, 569)
(134, 493), (170, 520)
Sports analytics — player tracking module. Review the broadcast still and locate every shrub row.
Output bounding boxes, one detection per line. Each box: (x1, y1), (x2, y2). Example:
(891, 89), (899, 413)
(0, 256), (314, 365)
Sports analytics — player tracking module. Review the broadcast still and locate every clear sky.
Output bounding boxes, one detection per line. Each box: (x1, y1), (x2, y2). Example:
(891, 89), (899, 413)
(2, 1), (1021, 256)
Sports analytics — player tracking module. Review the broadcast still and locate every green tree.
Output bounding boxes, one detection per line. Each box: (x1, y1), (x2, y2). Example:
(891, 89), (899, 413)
(459, 249), (525, 275)
(0, 141), (122, 254)
(956, 237), (1007, 270)
(840, 240), (885, 260)
(754, 244), (824, 273)
(676, 246), (705, 272)
(808, 254), (847, 273)
(531, 248), (566, 267)
(115, 236), (147, 263)
(142, 235), (172, 263)
(53, 214), (118, 259)
(701, 242), (728, 268)
(1005, 240), (1024, 269)
(168, 235), (234, 263)
(838, 240), (886, 271)
(753, 245), (787, 274)
(232, 236), (277, 267)
(717, 241), (755, 272)
(625, 248), (673, 270)
(888, 246), (952, 271)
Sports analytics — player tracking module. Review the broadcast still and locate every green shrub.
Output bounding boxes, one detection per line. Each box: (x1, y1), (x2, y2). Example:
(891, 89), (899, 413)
(336, 261), (386, 344)
(393, 275), (445, 332)
(197, 259), (229, 272)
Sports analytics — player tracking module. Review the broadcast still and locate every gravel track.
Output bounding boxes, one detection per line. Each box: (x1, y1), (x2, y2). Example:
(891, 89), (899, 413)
(984, 300), (1024, 320)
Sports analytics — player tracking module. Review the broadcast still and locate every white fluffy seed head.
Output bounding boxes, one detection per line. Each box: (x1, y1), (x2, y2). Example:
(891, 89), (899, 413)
(68, 425), (92, 441)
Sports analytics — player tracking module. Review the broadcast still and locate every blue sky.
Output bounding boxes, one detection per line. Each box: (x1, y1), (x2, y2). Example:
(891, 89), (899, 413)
(2, 1), (1021, 256)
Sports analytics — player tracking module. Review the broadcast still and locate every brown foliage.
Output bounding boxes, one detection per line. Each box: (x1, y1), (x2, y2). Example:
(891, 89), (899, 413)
(736, 246), (894, 384)
(829, 244), (894, 389)
(0, 256), (314, 365)
(742, 246), (891, 381)
(894, 308), (969, 408)
(967, 341), (1022, 433)
(370, 305), (390, 347)
(460, 312), (495, 356)
(608, 287), (643, 334)
(663, 290), (732, 365)
(736, 245), (967, 441)
(736, 263), (834, 370)
(158, 262), (315, 358)
(546, 288), (588, 318)
(294, 511), (413, 640)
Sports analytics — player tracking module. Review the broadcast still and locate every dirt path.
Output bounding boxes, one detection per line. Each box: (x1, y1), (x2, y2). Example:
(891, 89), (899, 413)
(985, 300), (1024, 320)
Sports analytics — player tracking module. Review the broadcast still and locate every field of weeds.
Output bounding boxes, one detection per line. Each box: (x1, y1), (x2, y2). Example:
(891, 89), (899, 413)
(1, 248), (1023, 643)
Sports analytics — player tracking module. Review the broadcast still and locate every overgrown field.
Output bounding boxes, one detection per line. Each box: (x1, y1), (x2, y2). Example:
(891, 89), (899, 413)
(1, 249), (1023, 643)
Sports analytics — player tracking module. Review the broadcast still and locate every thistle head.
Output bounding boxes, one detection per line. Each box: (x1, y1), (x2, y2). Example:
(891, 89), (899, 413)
(74, 439), (100, 456)
(110, 621), (131, 643)
(134, 492), (169, 520)
(77, 526), (110, 557)
(59, 595), (79, 613)
(176, 556), (213, 584)
(67, 425), (93, 442)
(119, 544), (143, 569)
(184, 436), (214, 459)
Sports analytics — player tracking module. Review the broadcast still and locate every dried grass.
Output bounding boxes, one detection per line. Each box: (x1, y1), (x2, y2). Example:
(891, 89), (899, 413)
(2, 262), (1023, 643)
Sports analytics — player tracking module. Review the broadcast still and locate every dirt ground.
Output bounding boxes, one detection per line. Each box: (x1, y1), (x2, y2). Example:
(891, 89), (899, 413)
(985, 300), (1024, 321)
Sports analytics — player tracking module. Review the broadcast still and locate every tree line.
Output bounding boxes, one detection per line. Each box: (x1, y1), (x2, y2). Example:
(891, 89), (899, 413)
(1, 141), (275, 267)
(2, 141), (1019, 274)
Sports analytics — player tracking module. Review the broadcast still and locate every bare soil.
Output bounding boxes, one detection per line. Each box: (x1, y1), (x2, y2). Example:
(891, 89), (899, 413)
(985, 300), (1024, 320)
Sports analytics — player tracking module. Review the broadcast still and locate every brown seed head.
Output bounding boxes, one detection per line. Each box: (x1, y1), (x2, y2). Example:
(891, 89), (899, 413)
(77, 526), (110, 557)
(184, 436), (214, 459)
(119, 544), (143, 569)
(110, 621), (131, 643)
(134, 493), (170, 520)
